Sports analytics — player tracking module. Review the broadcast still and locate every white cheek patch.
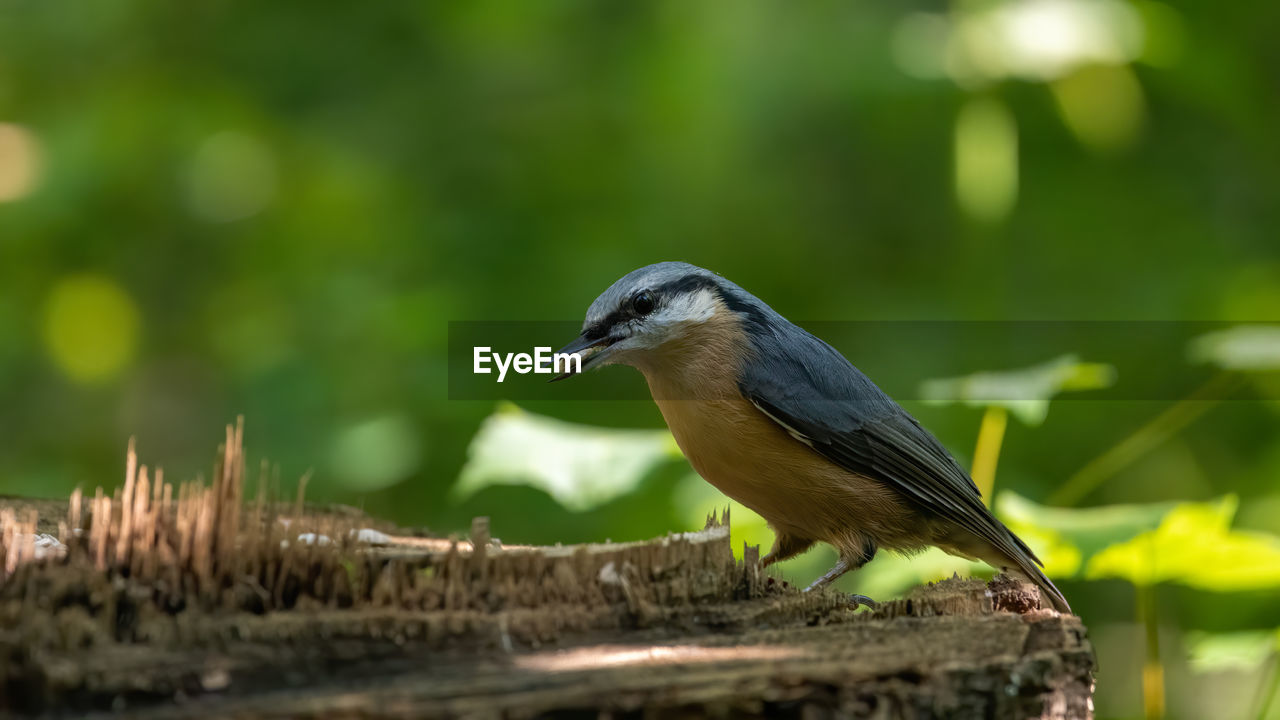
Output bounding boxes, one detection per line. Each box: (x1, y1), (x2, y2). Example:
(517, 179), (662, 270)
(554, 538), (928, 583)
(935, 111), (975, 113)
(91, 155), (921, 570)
(632, 288), (719, 349)
(671, 288), (719, 322)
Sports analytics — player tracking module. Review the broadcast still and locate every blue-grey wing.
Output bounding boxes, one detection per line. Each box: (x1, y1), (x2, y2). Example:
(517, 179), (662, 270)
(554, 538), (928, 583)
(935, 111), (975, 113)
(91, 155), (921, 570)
(737, 323), (1043, 569)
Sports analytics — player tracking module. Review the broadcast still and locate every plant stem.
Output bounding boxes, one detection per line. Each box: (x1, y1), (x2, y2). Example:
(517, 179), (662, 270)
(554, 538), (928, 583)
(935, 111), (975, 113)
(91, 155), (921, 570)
(1050, 371), (1240, 506)
(1137, 583), (1164, 720)
(971, 405), (1007, 506)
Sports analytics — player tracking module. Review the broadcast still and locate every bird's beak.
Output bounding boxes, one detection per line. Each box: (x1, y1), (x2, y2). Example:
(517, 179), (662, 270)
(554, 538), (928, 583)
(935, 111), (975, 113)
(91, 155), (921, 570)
(549, 332), (612, 382)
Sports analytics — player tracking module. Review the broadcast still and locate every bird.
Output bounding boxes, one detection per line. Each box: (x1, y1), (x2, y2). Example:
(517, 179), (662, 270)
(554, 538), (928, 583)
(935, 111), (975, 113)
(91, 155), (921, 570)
(552, 261), (1070, 613)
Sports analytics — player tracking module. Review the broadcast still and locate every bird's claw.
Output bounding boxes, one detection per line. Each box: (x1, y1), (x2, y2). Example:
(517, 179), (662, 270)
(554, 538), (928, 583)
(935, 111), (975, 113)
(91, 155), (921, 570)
(847, 593), (877, 610)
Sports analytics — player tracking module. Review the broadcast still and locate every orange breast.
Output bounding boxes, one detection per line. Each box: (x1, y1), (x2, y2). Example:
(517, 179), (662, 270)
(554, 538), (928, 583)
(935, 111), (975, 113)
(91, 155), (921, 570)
(638, 357), (924, 555)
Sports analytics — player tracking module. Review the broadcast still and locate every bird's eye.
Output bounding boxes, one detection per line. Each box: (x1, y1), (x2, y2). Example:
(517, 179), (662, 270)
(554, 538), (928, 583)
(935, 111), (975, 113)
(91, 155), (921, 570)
(631, 290), (655, 316)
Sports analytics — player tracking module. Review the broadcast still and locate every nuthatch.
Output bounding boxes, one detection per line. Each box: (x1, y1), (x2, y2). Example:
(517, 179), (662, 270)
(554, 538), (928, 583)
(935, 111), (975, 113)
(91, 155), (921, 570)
(554, 262), (1070, 613)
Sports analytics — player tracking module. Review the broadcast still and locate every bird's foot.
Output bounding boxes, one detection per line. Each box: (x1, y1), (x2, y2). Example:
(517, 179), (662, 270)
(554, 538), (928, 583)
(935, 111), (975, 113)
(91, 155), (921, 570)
(801, 583), (877, 610)
(846, 593), (877, 610)
(802, 557), (852, 592)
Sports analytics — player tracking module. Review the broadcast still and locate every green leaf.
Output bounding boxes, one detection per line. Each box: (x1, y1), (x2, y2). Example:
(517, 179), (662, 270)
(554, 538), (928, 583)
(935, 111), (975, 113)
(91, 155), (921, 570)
(1189, 325), (1280, 371)
(1185, 630), (1280, 673)
(848, 547), (984, 600)
(998, 492), (1280, 591)
(673, 473), (775, 558)
(452, 403), (683, 512)
(1085, 495), (1280, 590)
(996, 521), (1083, 578)
(997, 491), (1177, 564)
(919, 354), (1117, 425)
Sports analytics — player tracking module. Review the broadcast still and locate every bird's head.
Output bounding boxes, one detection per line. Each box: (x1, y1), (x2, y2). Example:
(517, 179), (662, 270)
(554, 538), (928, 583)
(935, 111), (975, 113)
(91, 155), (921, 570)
(553, 262), (761, 381)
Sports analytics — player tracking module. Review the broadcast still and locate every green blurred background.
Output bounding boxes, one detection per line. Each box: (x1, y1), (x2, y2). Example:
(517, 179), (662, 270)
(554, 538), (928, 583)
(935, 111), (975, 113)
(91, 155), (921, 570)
(2, 1), (1279, 717)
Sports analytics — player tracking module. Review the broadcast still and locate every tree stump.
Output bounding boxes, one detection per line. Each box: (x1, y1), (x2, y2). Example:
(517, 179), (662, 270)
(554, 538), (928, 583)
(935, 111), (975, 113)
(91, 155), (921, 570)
(0, 431), (1094, 718)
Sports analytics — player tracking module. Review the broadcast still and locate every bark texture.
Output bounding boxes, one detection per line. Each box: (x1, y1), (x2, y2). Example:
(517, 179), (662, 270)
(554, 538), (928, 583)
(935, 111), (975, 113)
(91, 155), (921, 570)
(0, 429), (1094, 718)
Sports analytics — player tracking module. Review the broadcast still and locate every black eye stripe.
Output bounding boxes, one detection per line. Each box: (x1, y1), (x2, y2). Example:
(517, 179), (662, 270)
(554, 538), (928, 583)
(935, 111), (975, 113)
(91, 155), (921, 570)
(587, 275), (725, 337)
(651, 275), (717, 298)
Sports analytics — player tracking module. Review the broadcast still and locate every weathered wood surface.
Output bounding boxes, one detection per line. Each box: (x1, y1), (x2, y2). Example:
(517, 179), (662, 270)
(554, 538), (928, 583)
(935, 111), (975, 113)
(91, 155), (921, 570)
(0, 429), (1094, 718)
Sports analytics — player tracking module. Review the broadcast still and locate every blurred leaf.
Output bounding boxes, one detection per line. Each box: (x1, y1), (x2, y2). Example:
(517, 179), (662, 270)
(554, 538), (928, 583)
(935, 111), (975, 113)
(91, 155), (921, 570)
(848, 548), (983, 601)
(673, 473), (774, 557)
(1189, 325), (1280, 371)
(1000, 492), (1280, 590)
(998, 521), (1084, 578)
(1086, 496), (1280, 590)
(452, 403), (682, 512)
(1186, 630), (1279, 673)
(329, 415), (422, 492)
(920, 354), (1116, 425)
(997, 491), (1177, 564)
